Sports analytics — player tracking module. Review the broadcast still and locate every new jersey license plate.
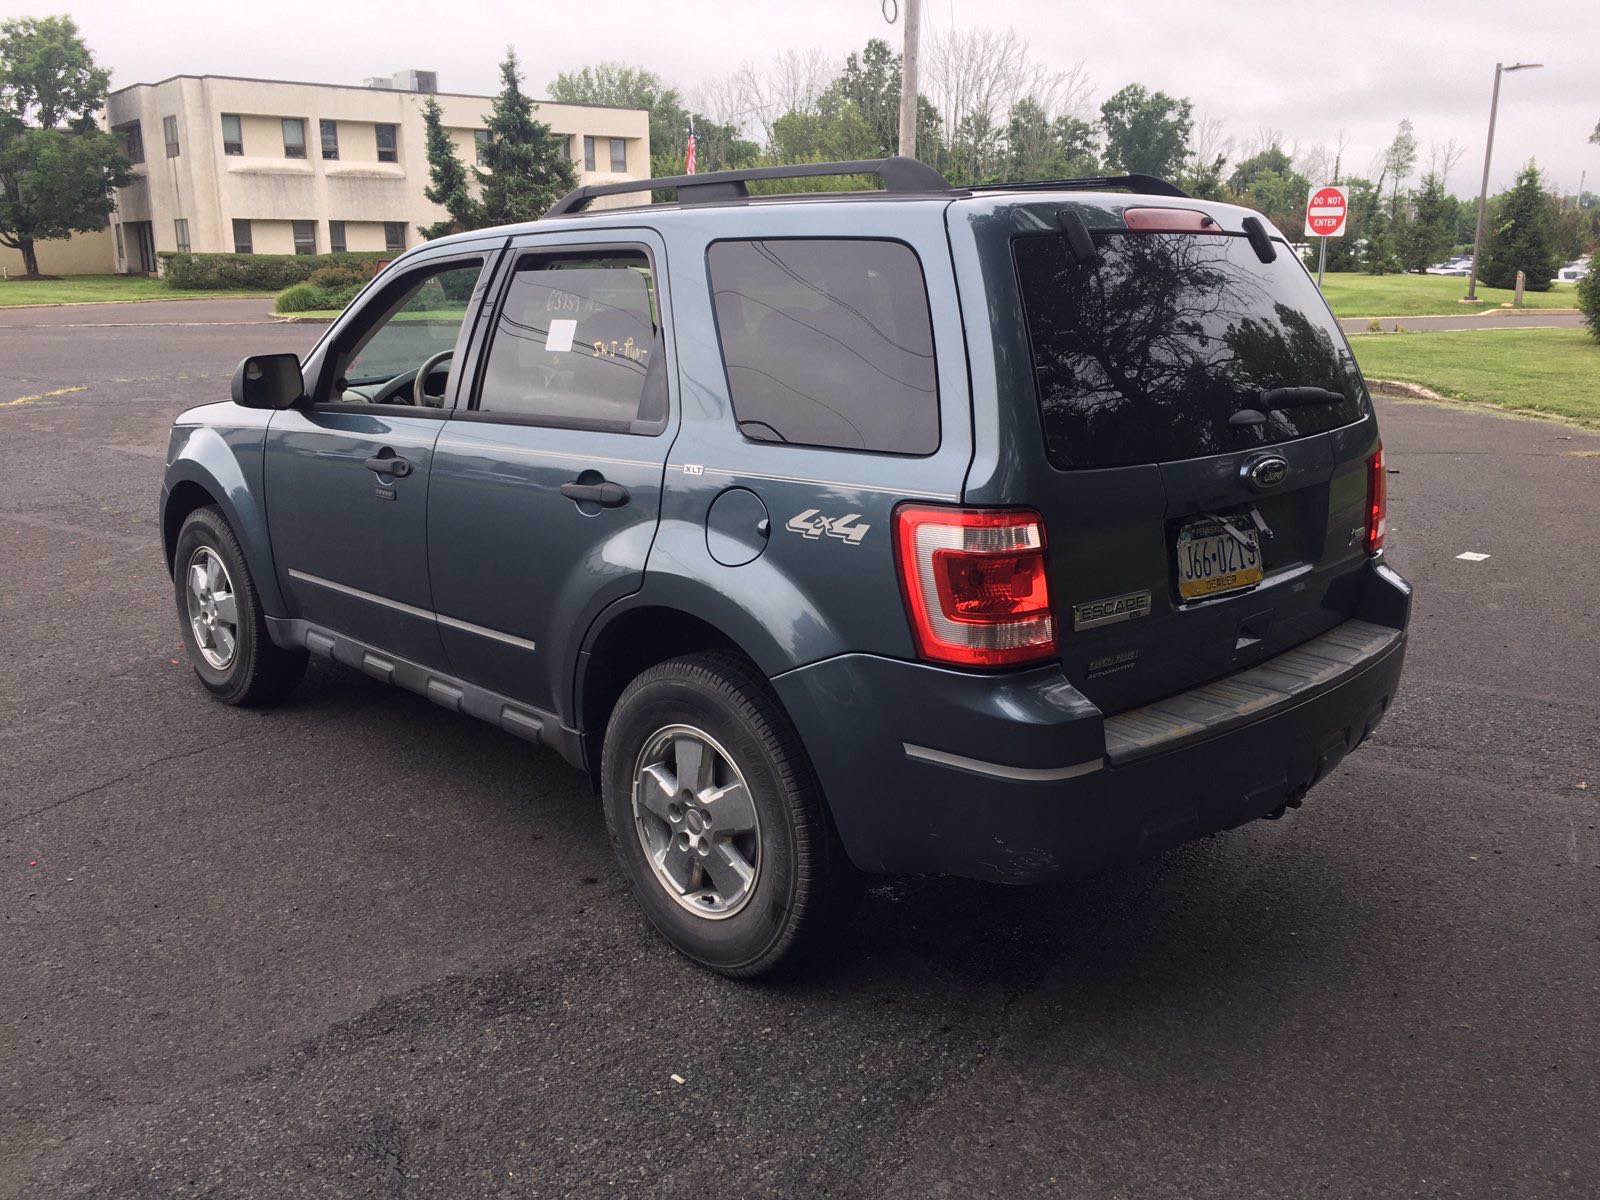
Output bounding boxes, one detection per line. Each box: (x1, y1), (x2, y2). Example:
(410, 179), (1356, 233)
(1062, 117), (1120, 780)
(1176, 517), (1263, 600)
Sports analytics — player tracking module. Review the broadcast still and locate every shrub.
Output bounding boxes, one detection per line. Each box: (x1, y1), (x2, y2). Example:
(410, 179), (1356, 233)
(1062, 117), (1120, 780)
(307, 265), (367, 290)
(161, 250), (387, 291)
(1579, 266), (1600, 342)
(274, 282), (362, 313)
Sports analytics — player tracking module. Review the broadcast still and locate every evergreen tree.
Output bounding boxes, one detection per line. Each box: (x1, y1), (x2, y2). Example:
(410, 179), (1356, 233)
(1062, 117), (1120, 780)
(476, 48), (577, 225)
(1396, 172), (1454, 272)
(418, 96), (479, 241)
(1481, 161), (1559, 291)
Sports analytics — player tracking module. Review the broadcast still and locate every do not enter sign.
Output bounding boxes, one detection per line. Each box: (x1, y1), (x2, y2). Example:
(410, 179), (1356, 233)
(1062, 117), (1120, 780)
(1305, 185), (1349, 238)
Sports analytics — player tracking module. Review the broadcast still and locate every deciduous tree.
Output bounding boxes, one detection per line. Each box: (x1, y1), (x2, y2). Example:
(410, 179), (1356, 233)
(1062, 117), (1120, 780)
(1099, 84), (1193, 179)
(0, 15), (131, 277)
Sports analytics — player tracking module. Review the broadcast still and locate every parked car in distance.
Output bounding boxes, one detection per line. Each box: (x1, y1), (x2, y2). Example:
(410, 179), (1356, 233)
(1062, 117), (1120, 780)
(1556, 258), (1589, 283)
(1424, 257), (1473, 276)
(161, 158), (1411, 977)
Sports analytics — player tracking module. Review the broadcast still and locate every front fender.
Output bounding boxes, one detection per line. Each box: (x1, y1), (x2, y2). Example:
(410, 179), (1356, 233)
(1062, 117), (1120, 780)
(162, 412), (286, 616)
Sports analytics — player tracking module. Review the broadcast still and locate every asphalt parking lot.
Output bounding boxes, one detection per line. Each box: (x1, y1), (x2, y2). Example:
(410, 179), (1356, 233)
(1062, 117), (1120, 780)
(3, 301), (1598, 1198)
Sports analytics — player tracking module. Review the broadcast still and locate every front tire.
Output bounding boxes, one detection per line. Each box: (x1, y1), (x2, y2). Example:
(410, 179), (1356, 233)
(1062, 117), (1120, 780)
(600, 652), (857, 978)
(172, 505), (306, 707)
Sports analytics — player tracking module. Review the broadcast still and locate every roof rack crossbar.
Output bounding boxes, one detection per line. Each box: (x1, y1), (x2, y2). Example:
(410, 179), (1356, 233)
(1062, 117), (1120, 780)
(545, 156), (952, 216)
(967, 173), (1190, 199)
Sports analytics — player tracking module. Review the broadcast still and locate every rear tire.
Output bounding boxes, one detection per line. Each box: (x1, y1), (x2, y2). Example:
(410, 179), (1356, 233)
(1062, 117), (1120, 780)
(600, 652), (858, 978)
(173, 505), (306, 707)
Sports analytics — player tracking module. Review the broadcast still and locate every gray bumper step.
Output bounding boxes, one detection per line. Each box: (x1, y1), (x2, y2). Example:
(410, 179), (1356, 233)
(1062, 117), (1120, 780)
(1102, 619), (1402, 765)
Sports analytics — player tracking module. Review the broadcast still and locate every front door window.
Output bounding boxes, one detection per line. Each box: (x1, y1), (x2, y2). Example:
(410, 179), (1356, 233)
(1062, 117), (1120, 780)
(332, 261), (483, 408)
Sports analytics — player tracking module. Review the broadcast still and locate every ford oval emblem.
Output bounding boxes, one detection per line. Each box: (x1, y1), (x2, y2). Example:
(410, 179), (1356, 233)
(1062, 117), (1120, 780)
(1242, 454), (1290, 492)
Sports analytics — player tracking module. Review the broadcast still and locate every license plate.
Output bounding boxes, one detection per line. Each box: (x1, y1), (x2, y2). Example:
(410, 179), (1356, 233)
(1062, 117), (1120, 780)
(1176, 517), (1263, 600)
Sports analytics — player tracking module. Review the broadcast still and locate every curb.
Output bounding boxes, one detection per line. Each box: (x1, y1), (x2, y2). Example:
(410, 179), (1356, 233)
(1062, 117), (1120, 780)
(271, 314), (336, 324)
(0, 292), (274, 311)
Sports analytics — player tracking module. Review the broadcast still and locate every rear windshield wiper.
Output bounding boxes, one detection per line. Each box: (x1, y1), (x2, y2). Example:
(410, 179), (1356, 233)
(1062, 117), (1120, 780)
(1230, 387), (1346, 427)
(1258, 386), (1345, 409)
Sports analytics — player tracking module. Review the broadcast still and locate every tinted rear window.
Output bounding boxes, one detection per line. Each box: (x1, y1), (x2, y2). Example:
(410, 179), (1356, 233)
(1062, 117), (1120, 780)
(708, 238), (939, 454)
(1013, 231), (1368, 469)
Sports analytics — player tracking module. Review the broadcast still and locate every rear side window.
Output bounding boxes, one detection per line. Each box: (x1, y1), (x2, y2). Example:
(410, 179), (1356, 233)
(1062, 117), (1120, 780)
(1013, 231), (1368, 469)
(475, 249), (666, 435)
(707, 238), (938, 455)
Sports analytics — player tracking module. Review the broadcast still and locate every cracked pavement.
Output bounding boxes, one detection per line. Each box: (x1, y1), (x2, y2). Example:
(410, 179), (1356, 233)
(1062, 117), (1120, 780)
(2, 304), (1598, 1197)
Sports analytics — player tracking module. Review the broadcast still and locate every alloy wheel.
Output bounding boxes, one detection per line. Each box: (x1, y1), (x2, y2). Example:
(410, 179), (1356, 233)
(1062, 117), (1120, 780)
(631, 724), (762, 918)
(185, 546), (239, 670)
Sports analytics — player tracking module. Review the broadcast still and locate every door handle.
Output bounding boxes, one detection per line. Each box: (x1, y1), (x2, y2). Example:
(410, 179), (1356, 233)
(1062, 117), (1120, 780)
(365, 453), (412, 478)
(560, 480), (630, 508)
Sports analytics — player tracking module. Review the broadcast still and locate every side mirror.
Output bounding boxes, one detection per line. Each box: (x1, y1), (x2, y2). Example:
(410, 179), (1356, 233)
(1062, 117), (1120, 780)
(231, 353), (305, 409)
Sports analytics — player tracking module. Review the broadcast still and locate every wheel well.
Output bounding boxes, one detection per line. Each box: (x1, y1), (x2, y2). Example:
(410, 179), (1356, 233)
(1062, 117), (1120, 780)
(578, 607), (749, 779)
(162, 480), (218, 574)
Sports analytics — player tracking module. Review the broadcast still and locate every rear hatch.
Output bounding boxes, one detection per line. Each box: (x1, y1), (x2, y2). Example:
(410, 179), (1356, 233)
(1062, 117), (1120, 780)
(958, 197), (1381, 713)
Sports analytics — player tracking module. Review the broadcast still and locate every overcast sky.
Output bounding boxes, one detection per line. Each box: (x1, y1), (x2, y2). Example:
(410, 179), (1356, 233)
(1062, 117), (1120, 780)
(7, 0), (1597, 197)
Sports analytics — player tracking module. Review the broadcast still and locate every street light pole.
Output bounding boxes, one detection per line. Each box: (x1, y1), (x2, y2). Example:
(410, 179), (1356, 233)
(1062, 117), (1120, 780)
(897, 0), (922, 160)
(1466, 61), (1542, 302)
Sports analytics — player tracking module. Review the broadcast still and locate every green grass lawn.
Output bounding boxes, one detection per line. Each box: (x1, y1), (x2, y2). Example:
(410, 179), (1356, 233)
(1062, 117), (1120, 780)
(1351, 327), (1600, 425)
(0, 274), (272, 307)
(1318, 271), (1578, 318)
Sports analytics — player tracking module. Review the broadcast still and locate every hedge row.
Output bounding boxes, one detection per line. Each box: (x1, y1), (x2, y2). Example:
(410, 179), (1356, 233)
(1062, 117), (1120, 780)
(159, 251), (390, 291)
(274, 282), (365, 313)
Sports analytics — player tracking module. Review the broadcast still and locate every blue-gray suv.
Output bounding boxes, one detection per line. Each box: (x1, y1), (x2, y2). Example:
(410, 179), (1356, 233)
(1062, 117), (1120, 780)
(161, 158), (1410, 976)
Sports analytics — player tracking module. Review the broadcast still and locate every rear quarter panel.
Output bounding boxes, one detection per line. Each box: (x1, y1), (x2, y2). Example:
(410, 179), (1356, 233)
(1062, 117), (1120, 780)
(604, 199), (975, 676)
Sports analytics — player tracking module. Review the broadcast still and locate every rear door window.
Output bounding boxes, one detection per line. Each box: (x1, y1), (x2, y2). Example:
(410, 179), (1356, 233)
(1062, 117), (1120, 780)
(707, 238), (939, 455)
(1013, 230), (1368, 469)
(474, 249), (667, 435)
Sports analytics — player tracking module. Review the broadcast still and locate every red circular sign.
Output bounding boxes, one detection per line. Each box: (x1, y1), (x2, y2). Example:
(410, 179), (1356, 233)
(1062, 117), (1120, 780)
(1306, 187), (1348, 237)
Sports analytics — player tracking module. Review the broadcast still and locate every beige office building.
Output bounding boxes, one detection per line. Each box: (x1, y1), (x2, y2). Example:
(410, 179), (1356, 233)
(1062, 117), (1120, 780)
(96, 70), (649, 273)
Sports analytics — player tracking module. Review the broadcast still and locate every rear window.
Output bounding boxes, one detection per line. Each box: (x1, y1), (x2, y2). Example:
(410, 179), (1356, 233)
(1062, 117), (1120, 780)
(707, 238), (939, 455)
(1013, 230), (1368, 469)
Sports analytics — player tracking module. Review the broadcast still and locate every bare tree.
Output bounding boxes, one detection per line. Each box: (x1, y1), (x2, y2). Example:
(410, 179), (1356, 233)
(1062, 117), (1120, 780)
(1188, 112), (1232, 175)
(1426, 138), (1466, 189)
(923, 26), (1090, 179)
(710, 47), (832, 148)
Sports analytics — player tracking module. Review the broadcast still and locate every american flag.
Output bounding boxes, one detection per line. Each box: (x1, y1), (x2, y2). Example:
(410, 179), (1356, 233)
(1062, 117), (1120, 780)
(685, 130), (697, 175)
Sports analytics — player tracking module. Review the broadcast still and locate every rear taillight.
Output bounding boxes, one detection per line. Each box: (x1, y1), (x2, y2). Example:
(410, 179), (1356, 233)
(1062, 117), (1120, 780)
(893, 505), (1055, 668)
(1122, 207), (1224, 234)
(1366, 445), (1387, 554)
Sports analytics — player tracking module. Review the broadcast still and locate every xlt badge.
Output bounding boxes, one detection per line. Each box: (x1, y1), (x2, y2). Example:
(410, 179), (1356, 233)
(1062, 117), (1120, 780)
(1073, 589), (1152, 631)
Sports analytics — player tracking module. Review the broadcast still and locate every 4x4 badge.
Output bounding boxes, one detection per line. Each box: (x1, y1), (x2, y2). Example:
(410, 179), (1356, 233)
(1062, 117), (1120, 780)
(786, 509), (870, 545)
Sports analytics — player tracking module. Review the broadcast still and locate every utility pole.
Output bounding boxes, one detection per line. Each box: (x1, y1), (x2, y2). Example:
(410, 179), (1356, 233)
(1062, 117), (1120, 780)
(897, 0), (922, 160)
(1466, 61), (1542, 302)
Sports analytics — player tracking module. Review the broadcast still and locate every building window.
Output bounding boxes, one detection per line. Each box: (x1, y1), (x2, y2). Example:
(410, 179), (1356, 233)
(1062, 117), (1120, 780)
(221, 113), (243, 156)
(474, 129), (489, 165)
(163, 115), (180, 157)
(117, 122), (144, 164)
(174, 218), (190, 253)
(282, 118), (306, 159)
(376, 123), (398, 163)
(232, 219), (253, 254)
(320, 119), (339, 160)
(384, 222), (406, 252)
(583, 135), (596, 171)
(609, 137), (627, 173)
(293, 220), (317, 255)
(114, 222), (124, 262)
(329, 220), (347, 254)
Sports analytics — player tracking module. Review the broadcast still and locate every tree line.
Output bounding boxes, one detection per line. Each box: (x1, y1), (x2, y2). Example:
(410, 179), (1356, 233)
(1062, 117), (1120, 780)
(1, 15), (1595, 289)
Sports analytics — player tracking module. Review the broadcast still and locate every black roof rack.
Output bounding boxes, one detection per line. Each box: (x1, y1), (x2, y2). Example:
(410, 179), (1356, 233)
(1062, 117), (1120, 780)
(545, 156), (953, 216)
(967, 173), (1190, 199)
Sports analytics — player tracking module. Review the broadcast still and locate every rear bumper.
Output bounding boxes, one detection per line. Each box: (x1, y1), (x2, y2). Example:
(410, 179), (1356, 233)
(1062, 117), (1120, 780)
(772, 561), (1411, 883)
